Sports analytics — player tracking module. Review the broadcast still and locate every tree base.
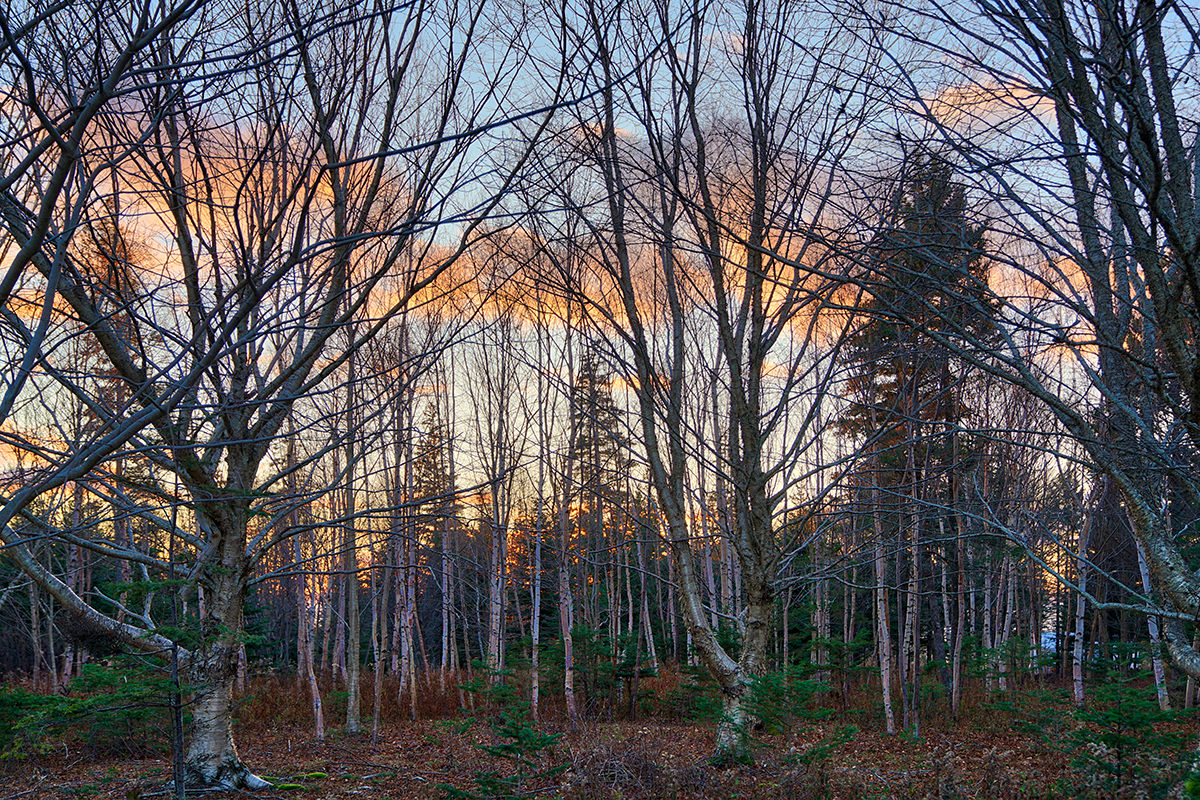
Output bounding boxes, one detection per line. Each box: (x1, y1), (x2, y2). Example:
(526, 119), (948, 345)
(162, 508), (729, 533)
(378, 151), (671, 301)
(711, 693), (755, 767)
(179, 754), (272, 791)
(711, 722), (755, 767)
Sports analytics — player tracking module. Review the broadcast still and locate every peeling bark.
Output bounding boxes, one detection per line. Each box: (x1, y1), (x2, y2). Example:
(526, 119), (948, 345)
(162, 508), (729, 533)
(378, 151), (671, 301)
(183, 670), (270, 790)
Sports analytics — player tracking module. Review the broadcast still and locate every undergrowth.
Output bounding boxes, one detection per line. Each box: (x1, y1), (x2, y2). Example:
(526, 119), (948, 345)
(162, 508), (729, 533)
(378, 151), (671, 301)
(0, 656), (176, 759)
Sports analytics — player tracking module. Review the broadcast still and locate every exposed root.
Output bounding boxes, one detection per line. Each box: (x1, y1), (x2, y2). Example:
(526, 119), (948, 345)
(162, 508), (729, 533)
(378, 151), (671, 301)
(180, 755), (272, 791)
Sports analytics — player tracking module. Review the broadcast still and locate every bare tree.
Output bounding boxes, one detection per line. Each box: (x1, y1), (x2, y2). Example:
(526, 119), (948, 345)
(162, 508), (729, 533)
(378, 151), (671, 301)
(860, 0), (1200, 684)
(466, 282), (530, 679)
(0, 0), (553, 787)
(534, 0), (891, 760)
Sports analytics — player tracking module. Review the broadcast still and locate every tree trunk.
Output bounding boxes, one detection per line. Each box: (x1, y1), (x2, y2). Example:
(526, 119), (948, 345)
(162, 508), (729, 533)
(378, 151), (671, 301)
(185, 653), (269, 790)
(1187, 636), (1199, 709)
(902, 516), (920, 736)
(343, 517), (360, 732)
(333, 570), (347, 683)
(46, 594), (59, 693)
(714, 691), (752, 762)
(999, 557), (1015, 692)
(440, 519), (453, 691)
(842, 572), (854, 708)
(1073, 493), (1095, 707)
(344, 347), (362, 734)
(320, 591), (334, 679)
(874, 536), (897, 735)
(936, 538), (952, 697)
(951, 538), (966, 718)
(30, 581), (41, 690)
(297, 534), (324, 742)
(638, 535), (658, 670)
(406, 532), (419, 721)
(370, 561), (382, 741)
(1135, 540), (1171, 710)
(983, 566), (996, 694)
(782, 585), (791, 669)
(558, 551), (578, 729)
(183, 536), (267, 790)
(441, 546), (454, 691)
(486, 518), (506, 678)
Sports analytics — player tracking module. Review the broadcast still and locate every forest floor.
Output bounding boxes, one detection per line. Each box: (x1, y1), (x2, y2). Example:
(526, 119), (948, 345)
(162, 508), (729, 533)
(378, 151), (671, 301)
(0, 712), (1071, 800)
(8, 670), (1195, 800)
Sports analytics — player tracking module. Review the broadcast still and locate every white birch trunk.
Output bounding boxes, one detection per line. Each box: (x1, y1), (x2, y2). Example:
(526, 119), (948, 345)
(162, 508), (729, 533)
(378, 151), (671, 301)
(1136, 540), (1171, 710)
(296, 534), (324, 742)
(874, 537), (897, 735)
(486, 520), (506, 678)
(1073, 507), (1093, 707)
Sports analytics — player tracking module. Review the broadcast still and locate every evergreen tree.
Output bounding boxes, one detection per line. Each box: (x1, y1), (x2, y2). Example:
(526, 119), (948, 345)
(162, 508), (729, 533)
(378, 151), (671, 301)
(414, 403), (457, 539)
(840, 153), (997, 447)
(568, 349), (632, 519)
(840, 153), (1000, 731)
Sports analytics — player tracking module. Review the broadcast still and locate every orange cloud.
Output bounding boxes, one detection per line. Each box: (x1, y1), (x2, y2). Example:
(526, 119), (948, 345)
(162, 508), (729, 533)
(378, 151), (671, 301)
(925, 78), (1056, 130)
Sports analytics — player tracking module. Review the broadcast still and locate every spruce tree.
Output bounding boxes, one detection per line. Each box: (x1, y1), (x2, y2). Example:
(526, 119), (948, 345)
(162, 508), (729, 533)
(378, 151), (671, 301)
(840, 153), (999, 730)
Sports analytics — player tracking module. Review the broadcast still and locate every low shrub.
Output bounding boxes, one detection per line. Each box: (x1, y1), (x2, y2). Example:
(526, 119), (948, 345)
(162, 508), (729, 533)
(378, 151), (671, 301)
(1, 656), (177, 759)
